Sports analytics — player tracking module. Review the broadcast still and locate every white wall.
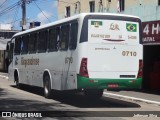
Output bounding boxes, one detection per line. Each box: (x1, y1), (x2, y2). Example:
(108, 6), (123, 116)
(0, 24), (12, 30)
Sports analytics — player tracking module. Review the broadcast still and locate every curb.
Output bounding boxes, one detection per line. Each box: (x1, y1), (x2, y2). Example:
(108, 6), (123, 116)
(103, 92), (160, 106)
(0, 74), (9, 80)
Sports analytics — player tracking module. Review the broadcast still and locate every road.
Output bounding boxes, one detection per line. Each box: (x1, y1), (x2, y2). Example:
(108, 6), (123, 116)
(0, 74), (160, 120)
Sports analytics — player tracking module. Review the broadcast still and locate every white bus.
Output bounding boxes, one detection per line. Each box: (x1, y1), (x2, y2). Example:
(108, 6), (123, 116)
(7, 13), (143, 98)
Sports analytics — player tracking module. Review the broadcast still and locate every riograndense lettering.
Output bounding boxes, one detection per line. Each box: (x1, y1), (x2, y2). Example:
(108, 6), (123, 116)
(21, 57), (39, 67)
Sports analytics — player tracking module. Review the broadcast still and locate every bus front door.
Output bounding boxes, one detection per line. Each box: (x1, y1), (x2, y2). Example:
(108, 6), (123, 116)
(61, 51), (73, 90)
(8, 42), (14, 81)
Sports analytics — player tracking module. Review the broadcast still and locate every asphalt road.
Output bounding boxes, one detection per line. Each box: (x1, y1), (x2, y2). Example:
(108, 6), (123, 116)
(0, 74), (160, 120)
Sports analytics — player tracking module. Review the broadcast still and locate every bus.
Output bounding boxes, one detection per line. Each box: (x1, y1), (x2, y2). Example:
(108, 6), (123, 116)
(7, 13), (143, 99)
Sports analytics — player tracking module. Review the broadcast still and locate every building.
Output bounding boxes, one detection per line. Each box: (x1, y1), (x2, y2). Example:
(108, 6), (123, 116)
(58, 0), (114, 19)
(58, 0), (160, 21)
(58, 0), (160, 91)
(0, 29), (19, 72)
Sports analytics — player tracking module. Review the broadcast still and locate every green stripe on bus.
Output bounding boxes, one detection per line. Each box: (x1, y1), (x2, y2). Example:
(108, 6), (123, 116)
(77, 74), (142, 90)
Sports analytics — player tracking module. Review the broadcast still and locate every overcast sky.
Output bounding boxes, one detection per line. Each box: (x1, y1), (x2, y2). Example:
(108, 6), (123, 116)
(0, 0), (58, 30)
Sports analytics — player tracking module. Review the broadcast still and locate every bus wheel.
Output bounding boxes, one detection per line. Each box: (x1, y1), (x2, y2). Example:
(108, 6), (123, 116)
(84, 89), (103, 99)
(15, 75), (21, 89)
(43, 75), (52, 99)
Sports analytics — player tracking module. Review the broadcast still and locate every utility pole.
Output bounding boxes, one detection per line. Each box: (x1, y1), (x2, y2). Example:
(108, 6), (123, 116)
(21, 0), (26, 31)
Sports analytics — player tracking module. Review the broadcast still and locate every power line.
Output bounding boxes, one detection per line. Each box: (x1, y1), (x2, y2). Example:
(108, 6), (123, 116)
(6, 18), (21, 24)
(0, 1), (19, 17)
(0, 0), (58, 29)
(0, 0), (58, 17)
(33, 1), (51, 22)
(29, 0), (58, 19)
(0, 0), (8, 8)
(12, 5), (20, 28)
(0, 0), (34, 17)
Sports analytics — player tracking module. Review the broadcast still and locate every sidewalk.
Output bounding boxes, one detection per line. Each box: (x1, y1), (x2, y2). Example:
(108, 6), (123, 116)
(0, 72), (8, 79)
(0, 72), (8, 75)
(104, 90), (160, 105)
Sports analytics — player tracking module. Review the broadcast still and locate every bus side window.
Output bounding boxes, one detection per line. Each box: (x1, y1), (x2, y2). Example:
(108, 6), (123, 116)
(48, 28), (58, 51)
(14, 37), (21, 55)
(56, 27), (60, 50)
(69, 22), (78, 50)
(38, 30), (48, 52)
(6, 44), (9, 51)
(60, 25), (70, 50)
(21, 35), (29, 54)
(29, 33), (34, 53)
(29, 33), (38, 53)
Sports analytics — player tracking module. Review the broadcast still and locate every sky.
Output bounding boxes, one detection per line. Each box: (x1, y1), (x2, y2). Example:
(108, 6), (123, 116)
(0, 0), (58, 30)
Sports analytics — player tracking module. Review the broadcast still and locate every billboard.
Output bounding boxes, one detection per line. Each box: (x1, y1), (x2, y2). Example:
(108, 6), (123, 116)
(142, 20), (160, 44)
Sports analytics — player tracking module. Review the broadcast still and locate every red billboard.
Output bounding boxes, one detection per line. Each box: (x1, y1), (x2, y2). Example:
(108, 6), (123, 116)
(142, 20), (160, 44)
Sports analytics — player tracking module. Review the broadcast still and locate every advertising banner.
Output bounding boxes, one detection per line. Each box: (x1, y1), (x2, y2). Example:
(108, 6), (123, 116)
(142, 20), (160, 44)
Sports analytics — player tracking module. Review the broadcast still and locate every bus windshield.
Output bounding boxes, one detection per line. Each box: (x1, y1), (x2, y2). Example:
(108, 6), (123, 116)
(80, 15), (141, 45)
(88, 19), (140, 45)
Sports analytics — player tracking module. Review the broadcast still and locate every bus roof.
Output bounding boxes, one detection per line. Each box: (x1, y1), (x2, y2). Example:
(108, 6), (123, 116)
(13, 13), (140, 38)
